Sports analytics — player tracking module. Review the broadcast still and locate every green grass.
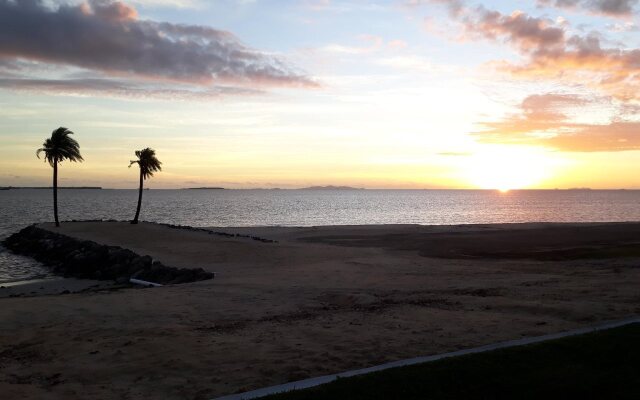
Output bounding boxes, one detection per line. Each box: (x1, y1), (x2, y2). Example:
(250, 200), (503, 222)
(265, 324), (640, 400)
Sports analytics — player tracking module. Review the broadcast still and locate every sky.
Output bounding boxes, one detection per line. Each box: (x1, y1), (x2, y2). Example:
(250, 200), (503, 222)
(2, 0), (640, 189)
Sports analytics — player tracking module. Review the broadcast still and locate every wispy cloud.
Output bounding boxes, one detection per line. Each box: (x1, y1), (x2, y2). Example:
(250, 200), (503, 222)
(406, 0), (465, 17)
(46, 0), (205, 9)
(476, 93), (640, 152)
(537, 0), (639, 17)
(0, 77), (262, 100)
(429, 3), (640, 101)
(125, 0), (202, 7)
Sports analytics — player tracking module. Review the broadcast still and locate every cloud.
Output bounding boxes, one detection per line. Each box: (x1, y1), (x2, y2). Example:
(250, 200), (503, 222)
(537, 0), (638, 17)
(319, 44), (374, 55)
(461, 7), (565, 53)
(478, 94), (586, 137)
(546, 121), (640, 151)
(0, 77), (262, 99)
(520, 93), (586, 121)
(442, 5), (640, 100)
(476, 93), (640, 152)
(125, 0), (202, 7)
(406, 0), (465, 17)
(45, 0), (205, 11)
(317, 34), (386, 55)
(420, 3), (640, 152)
(502, 33), (640, 100)
(606, 21), (640, 31)
(0, 0), (316, 98)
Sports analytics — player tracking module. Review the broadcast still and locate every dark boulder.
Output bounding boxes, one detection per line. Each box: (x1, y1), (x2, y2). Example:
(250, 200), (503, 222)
(2, 226), (214, 286)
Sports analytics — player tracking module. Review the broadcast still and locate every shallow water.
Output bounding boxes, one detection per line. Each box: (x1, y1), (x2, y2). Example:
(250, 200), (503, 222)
(2, 188), (640, 282)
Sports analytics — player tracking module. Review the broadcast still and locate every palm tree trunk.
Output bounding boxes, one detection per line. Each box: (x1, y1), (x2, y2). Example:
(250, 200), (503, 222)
(53, 161), (59, 227)
(132, 169), (144, 224)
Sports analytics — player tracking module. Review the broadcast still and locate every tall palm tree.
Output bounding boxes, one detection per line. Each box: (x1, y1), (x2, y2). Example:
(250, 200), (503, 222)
(36, 127), (83, 227)
(129, 148), (162, 224)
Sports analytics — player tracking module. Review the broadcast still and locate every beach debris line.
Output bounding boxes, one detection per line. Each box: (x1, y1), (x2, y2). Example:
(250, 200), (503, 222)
(157, 221), (278, 243)
(3, 225), (214, 285)
(64, 219), (279, 243)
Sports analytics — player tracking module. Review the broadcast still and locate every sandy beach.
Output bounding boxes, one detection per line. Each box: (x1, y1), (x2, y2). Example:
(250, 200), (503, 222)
(1, 221), (639, 399)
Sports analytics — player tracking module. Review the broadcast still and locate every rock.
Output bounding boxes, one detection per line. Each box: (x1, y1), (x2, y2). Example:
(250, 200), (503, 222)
(115, 276), (130, 284)
(130, 269), (146, 279)
(2, 225), (215, 286)
(139, 255), (153, 267)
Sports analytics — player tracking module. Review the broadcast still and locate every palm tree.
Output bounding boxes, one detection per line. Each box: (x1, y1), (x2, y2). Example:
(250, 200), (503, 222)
(129, 148), (162, 224)
(36, 127), (83, 227)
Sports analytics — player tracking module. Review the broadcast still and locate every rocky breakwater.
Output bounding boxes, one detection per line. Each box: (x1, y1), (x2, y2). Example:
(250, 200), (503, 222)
(3, 225), (214, 285)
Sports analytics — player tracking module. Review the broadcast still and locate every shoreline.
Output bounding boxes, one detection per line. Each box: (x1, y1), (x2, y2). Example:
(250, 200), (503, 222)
(0, 277), (121, 298)
(1, 221), (639, 399)
(6, 219), (640, 297)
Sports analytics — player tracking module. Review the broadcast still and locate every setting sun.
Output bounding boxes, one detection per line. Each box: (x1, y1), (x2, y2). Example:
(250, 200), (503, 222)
(464, 146), (554, 191)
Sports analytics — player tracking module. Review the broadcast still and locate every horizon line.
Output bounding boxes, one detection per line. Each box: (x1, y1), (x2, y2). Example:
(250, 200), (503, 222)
(3, 186), (639, 191)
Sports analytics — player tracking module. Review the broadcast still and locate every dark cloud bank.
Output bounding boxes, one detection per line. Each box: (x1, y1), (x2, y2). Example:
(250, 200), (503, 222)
(0, 0), (316, 98)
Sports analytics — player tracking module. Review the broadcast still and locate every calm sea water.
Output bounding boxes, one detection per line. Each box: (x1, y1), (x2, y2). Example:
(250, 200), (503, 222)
(2, 188), (640, 282)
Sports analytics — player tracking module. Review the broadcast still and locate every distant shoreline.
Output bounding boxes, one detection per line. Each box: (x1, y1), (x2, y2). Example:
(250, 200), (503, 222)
(0, 186), (102, 190)
(7, 187), (640, 191)
(180, 186), (365, 190)
(297, 185), (365, 190)
(182, 187), (225, 190)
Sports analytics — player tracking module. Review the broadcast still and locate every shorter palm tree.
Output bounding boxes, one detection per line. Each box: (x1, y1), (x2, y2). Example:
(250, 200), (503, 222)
(37, 127), (83, 227)
(129, 148), (162, 224)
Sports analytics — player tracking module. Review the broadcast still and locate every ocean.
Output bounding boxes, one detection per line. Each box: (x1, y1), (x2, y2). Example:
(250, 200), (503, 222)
(2, 188), (640, 282)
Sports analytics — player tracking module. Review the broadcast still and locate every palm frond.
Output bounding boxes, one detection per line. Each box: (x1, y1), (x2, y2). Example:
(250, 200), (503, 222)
(130, 148), (162, 180)
(36, 127), (83, 167)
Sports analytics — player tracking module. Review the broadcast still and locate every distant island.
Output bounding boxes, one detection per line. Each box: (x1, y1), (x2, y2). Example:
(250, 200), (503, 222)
(182, 187), (225, 190)
(0, 186), (102, 190)
(299, 185), (365, 190)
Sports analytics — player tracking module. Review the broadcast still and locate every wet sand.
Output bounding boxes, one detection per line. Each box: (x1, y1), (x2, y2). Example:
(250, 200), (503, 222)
(1, 221), (639, 399)
(0, 278), (118, 298)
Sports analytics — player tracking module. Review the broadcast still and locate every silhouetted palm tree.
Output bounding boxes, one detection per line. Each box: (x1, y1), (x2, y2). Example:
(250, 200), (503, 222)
(129, 148), (162, 224)
(36, 127), (83, 227)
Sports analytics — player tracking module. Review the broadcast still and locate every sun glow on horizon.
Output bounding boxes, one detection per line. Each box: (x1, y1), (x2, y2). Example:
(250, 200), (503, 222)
(463, 146), (557, 191)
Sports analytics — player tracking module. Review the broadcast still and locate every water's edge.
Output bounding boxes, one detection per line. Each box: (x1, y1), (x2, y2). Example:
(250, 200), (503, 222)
(5, 189), (640, 282)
